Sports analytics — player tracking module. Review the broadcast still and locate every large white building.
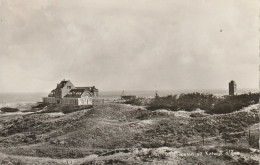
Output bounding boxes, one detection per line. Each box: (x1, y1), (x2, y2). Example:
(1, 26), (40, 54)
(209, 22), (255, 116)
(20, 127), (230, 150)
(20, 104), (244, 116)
(43, 79), (99, 105)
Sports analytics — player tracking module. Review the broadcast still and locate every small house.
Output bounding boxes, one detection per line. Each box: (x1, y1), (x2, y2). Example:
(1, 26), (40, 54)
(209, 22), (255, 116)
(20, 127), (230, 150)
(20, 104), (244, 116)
(121, 95), (136, 101)
(43, 79), (100, 105)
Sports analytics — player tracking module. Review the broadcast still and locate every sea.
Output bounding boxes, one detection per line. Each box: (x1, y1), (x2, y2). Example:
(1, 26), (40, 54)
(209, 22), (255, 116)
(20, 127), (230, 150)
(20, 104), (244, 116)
(0, 88), (258, 109)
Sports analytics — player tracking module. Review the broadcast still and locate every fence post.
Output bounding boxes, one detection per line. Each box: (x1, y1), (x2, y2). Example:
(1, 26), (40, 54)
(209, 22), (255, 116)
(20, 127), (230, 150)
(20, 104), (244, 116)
(223, 133), (226, 145)
(218, 118), (221, 136)
(248, 129), (251, 145)
(202, 133), (205, 146)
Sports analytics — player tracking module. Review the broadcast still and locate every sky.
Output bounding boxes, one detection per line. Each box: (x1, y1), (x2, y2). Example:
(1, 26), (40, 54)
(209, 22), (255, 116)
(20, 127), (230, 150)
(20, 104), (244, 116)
(0, 0), (259, 93)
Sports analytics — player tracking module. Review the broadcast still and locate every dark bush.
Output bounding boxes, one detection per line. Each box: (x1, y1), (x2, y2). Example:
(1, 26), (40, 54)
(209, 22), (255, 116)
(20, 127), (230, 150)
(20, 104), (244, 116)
(223, 145), (251, 153)
(1, 107), (19, 112)
(124, 97), (144, 106)
(141, 142), (163, 148)
(190, 113), (205, 118)
(244, 159), (259, 165)
(40, 104), (92, 114)
(31, 102), (49, 109)
(249, 134), (259, 149)
(136, 110), (150, 120)
(41, 104), (61, 113)
(208, 102), (233, 114)
(148, 93), (216, 111)
(208, 93), (259, 114)
(147, 92), (259, 114)
(61, 105), (92, 114)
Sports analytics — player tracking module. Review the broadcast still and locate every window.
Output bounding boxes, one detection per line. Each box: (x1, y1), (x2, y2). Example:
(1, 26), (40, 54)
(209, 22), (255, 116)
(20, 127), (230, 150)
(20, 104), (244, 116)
(67, 86), (71, 89)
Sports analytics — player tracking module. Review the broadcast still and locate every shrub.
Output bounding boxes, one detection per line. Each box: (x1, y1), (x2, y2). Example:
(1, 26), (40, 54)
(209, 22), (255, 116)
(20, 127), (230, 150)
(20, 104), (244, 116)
(208, 93), (259, 114)
(124, 97), (144, 106)
(41, 104), (61, 113)
(61, 105), (92, 114)
(222, 145), (251, 153)
(40, 104), (92, 114)
(147, 92), (259, 114)
(136, 111), (150, 120)
(1, 107), (19, 112)
(31, 102), (49, 109)
(0, 157), (25, 165)
(244, 159), (258, 165)
(148, 93), (216, 111)
(249, 134), (259, 149)
(141, 141), (163, 148)
(208, 102), (233, 114)
(190, 113), (204, 118)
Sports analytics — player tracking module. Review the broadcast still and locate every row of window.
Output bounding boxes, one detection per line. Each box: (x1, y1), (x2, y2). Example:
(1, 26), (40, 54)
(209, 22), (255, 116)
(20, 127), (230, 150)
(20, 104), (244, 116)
(44, 97), (93, 105)
(67, 92), (82, 95)
(43, 97), (56, 103)
(62, 99), (78, 104)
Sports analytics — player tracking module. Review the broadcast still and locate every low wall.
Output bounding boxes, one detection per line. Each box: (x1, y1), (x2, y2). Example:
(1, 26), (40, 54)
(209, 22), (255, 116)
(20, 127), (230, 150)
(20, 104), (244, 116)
(78, 97), (93, 105)
(61, 98), (78, 105)
(43, 97), (56, 104)
(93, 98), (104, 106)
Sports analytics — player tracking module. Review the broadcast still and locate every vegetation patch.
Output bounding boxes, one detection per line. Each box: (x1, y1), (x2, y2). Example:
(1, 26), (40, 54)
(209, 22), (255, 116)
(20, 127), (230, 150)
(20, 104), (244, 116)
(0, 103), (258, 164)
(61, 105), (93, 114)
(147, 93), (259, 114)
(31, 102), (49, 109)
(39, 104), (93, 114)
(222, 145), (251, 153)
(124, 97), (149, 106)
(0, 107), (19, 113)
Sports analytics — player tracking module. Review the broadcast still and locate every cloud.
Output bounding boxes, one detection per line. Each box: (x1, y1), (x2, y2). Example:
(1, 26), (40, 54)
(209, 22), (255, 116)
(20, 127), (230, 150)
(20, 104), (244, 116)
(0, 0), (258, 92)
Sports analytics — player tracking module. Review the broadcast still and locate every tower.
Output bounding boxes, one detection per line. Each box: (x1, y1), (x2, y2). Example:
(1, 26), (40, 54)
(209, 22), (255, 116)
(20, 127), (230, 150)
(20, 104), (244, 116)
(155, 90), (159, 98)
(229, 80), (237, 95)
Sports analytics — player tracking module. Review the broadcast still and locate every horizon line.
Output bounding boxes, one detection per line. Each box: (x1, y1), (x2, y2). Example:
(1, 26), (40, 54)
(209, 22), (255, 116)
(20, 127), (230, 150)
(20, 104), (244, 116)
(0, 88), (258, 94)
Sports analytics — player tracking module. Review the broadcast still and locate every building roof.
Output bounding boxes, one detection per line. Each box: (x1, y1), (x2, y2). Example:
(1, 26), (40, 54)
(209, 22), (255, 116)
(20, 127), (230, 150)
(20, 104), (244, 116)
(46, 80), (98, 98)
(76, 87), (92, 90)
(57, 80), (69, 89)
(64, 89), (86, 98)
(76, 86), (98, 92)
(48, 89), (56, 97)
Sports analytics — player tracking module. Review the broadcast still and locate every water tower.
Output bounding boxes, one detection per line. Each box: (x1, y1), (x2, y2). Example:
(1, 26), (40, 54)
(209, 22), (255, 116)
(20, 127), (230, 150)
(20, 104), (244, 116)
(229, 80), (237, 95)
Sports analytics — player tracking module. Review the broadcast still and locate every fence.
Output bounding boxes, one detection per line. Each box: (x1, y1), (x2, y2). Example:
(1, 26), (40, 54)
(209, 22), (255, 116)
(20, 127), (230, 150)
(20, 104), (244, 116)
(198, 125), (259, 148)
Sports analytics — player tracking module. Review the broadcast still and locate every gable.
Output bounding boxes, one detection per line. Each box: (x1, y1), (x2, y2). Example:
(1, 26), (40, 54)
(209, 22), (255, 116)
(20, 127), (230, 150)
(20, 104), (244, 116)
(64, 89), (85, 98)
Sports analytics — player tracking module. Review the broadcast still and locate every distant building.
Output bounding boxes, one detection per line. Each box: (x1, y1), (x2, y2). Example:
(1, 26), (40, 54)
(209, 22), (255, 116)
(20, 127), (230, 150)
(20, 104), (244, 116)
(229, 80), (237, 95)
(43, 79), (99, 105)
(121, 90), (136, 101)
(121, 95), (136, 101)
(155, 90), (159, 99)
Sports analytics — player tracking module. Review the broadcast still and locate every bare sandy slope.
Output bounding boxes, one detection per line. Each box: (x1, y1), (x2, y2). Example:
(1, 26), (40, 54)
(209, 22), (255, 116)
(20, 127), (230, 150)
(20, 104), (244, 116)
(0, 103), (258, 165)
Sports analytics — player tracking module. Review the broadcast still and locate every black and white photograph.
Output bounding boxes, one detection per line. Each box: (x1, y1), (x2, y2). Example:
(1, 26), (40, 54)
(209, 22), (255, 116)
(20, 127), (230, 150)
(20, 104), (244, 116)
(0, 0), (259, 164)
